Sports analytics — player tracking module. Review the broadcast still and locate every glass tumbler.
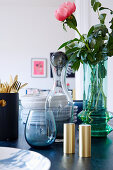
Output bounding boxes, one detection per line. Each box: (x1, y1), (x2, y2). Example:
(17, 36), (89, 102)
(25, 108), (56, 148)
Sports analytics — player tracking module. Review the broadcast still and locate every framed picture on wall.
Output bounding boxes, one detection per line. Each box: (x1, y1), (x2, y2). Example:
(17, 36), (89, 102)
(50, 65), (75, 78)
(66, 63), (75, 78)
(31, 58), (47, 78)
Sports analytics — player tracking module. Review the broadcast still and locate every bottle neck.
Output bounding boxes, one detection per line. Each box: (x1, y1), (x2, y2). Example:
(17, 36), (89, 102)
(51, 65), (65, 93)
(51, 65), (73, 102)
(47, 64), (73, 104)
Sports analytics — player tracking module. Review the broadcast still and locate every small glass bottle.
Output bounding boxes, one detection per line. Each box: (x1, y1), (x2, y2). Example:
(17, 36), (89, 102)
(46, 52), (74, 138)
(25, 108), (56, 148)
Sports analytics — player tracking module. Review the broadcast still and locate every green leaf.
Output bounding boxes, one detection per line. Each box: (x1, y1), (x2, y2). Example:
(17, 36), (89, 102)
(108, 45), (113, 56)
(80, 60), (83, 64)
(71, 60), (81, 71)
(99, 7), (106, 11)
(66, 15), (77, 29)
(81, 53), (87, 62)
(93, 2), (101, 12)
(107, 32), (113, 56)
(66, 47), (79, 55)
(108, 32), (113, 45)
(98, 62), (107, 78)
(91, 0), (95, 6)
(66, 20), (76, 29)
(88, 26), (94, 37)
(94, 24), (102, 28)
(99, 13), (106, 24)
(68, 42), (76, 48)
(69, 52), (78, 62)
(99, 7), (109, 11)
(95, 52), (105, 63)
(87, 53), (95, 63)
(109, 18), (113, 29)
(93, 24), (108, 38)
(58, 38), (79, 50)
(65, 46), (70, 52)
(63, 23), (67, 31)
(89, 38), (96, 49)
(99, 7), (113, 14)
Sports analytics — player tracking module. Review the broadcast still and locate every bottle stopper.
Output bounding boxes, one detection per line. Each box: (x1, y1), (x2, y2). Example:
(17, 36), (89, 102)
(79, 124), (91, 157)
(50, 51), (68, 69)
(63, 123), (75, 154)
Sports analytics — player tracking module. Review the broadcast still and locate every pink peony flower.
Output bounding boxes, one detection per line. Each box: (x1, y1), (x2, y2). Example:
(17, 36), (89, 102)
(55, 1), (76, 21)
(55, 7), (69, 21)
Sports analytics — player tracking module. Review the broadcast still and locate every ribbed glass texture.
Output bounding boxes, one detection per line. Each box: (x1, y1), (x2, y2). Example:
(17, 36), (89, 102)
(78, 60), (113, 137)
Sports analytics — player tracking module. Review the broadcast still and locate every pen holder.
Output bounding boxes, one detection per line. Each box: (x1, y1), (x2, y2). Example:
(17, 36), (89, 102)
(0, 93), (19, 140)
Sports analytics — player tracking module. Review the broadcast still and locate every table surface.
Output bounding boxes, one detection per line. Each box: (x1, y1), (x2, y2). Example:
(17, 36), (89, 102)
(0, 119), (113, 170)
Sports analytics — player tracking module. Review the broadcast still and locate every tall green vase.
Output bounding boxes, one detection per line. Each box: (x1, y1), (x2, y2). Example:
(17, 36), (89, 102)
(78, 60), (113, 137)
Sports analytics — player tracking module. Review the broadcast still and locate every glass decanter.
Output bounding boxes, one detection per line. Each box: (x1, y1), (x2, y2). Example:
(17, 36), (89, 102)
(46, 52), (73, 138)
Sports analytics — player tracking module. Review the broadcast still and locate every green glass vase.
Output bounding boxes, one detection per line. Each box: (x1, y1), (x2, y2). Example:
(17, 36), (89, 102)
(78, 60), (113, 137)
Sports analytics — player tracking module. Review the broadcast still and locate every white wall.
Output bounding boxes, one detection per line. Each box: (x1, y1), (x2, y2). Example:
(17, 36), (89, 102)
(0, 0), (75, 96)
(75, 0), (113, 111)
(1, 0), (113, 111)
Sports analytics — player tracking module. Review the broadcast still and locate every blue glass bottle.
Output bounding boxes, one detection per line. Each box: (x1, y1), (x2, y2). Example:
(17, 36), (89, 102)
(25, 108), (56, 148)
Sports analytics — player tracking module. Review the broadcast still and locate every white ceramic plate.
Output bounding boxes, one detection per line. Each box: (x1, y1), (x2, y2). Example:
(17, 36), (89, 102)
(0, 147), (51, 170)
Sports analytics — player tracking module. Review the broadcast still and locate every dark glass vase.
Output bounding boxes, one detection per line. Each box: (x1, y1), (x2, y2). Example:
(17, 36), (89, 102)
(78, 60), (113, 137)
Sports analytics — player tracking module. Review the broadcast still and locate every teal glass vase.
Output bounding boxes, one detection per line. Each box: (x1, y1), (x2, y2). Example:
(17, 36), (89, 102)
(78, 60), (113, 137)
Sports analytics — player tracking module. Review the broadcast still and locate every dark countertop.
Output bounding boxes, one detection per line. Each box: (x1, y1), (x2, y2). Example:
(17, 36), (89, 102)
(0, 119), (113, 170)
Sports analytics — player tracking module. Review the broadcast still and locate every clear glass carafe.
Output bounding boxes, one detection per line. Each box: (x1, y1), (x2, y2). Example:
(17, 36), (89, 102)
(46, 52), (73, 138)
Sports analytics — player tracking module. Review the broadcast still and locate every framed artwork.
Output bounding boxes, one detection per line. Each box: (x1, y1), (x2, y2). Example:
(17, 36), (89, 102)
(31, 58), (47, 78)
(50, 53), (75, 78)
(66, 63), (75, 78)
(50, 65), (75, 78)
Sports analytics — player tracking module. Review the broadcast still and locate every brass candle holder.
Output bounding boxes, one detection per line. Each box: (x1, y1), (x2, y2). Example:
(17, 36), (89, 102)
(79, 124), (91, 157)
(63, 123), (75, 154)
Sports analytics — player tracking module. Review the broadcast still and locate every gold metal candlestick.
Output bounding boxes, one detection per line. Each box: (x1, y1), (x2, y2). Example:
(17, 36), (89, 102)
(79, 124), (91, 157)
(63, 123), (75, 154)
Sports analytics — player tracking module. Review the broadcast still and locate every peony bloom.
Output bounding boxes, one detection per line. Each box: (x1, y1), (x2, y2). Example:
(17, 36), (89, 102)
(55, 7), (69, 21)
(55, 1), (76, 21)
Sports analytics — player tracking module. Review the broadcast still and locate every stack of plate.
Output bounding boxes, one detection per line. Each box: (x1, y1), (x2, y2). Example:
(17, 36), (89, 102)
(49, 94), (78, 122)
(51, 105), (78, 122)
(73, 105), (78, 123)
(21, 94), (46, 109)
(49, 94), (68, 108)
(20, 93), (78, 124)
(21, 94), (47, 123)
